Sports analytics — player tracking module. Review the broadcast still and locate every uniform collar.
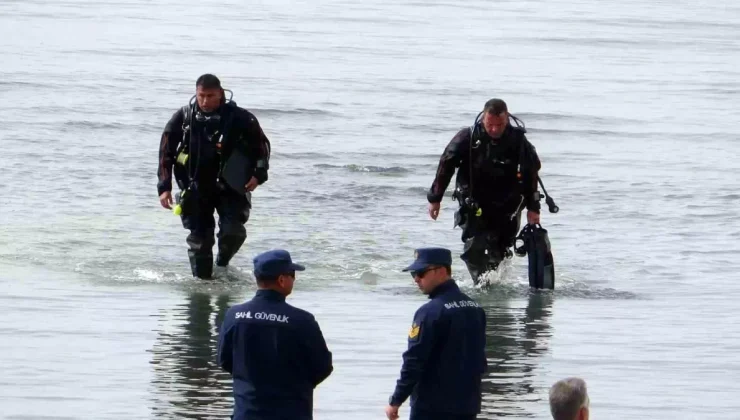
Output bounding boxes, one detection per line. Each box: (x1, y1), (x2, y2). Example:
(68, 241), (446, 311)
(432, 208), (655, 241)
(254, 289), (286, 302)
(429, 279), (458, 299)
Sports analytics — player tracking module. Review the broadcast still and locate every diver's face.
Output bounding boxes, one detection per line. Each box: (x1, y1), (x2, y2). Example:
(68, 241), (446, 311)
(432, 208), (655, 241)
(482, 111), (509, 138)
(196, 86), (223, 113)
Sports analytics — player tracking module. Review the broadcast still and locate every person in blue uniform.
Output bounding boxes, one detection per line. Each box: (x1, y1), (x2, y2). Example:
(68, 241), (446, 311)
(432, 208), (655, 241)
(385, 247), (488, 420)
(217, 249), (333, 420)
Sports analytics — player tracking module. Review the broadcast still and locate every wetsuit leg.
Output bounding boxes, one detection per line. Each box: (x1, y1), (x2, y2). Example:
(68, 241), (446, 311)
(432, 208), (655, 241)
(496, 211), (521, 260)
(459, 214), (498, 283)
(181, 191), (217, 279)
(215, 189), (251, 267)
(461, 233), (494, 283)
(460, 210), (522, 282)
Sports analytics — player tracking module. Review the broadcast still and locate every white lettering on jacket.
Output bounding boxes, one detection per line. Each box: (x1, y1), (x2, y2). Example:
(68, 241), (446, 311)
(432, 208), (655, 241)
(444, 300), (479, 310)
(235, 311), (289, 323)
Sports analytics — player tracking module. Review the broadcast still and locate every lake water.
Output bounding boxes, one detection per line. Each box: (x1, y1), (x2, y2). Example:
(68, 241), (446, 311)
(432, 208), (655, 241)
(1, 0), (739, 419)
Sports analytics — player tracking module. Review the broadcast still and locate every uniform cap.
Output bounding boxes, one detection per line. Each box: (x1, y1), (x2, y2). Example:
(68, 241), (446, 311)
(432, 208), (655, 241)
(253, 249), (305, 277)
(402, 247), (452, 272)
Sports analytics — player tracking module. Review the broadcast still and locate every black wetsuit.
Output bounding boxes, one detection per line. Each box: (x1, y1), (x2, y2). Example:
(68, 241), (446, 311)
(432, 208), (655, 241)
(157, 101), (271, 278)
(427, 122), (541, 282)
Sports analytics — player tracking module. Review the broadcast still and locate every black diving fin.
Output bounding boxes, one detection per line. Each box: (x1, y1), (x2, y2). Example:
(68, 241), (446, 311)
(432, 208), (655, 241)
(514, 223), (555, 290)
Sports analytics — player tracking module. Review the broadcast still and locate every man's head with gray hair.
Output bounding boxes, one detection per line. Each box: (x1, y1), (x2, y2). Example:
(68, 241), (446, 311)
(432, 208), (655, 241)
(549, 377), (590, 420)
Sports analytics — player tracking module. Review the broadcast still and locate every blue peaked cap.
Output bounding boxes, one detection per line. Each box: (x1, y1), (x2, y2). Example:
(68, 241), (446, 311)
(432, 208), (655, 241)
(253, 249), (305, 277)
(402, 247), (452, 272)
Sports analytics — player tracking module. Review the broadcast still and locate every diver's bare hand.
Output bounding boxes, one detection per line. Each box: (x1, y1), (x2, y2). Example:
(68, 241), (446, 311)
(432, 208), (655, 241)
(160, 191), (173, 209)
(429, 202), (440, 220)
(245, 176), (259, 192)
(527, 210), (540, 224)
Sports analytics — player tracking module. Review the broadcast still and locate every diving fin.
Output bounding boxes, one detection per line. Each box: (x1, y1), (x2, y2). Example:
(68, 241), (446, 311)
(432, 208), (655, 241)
(515, 223), (555, 290)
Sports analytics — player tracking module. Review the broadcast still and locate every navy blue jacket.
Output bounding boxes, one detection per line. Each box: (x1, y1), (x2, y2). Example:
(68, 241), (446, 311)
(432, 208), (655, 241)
(217, 289), (333, 420)
(390, 280), (487, 415)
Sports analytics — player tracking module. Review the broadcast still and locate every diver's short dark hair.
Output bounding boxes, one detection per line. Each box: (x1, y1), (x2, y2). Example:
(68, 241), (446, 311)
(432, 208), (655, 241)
(483, 98), (508, 115)
(196, 74), (222, 90)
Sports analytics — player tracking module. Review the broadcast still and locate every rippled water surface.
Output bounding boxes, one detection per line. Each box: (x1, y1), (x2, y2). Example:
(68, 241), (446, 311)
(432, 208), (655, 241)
(1, 0), (740, 419)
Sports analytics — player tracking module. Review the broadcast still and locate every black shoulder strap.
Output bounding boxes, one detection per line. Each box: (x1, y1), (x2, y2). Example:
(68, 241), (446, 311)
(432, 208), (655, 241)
(181, 104), (192, 134)
(466, 111), (485, 199)
(219, 106), (237, 147)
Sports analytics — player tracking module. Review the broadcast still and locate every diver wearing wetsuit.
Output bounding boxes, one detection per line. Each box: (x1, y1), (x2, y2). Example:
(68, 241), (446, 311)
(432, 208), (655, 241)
(426, 99), (542, 283)
(157, 74), (271, 279)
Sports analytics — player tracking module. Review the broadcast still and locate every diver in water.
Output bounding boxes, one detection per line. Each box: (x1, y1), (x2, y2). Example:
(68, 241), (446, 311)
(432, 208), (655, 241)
(157, 74), (271, 279)
(426, 98), (542, 284)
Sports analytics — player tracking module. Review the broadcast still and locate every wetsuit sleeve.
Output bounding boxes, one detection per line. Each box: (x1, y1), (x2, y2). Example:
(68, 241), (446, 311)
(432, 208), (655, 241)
(519, 136), (541, 212)
(427, 128), (469, 203)
(244, 114), (271, 185)
(217, 311), (234, 374)
(157, 109), (184, 195)
(304, 316), (333, 387)
(389, 305), (439, 406)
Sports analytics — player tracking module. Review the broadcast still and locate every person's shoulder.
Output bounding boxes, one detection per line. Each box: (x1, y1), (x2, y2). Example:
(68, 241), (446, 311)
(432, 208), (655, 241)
(507, 125), (528, 144)
(444, 126), (472, 154)
(508, 116), (536, 145)
(415, 298), (445, 319)
(506, 120), (536, 154)
(516, 131), (539, 162)
(170, 107), (184, 119)
(164, 106), (186, 132)
(228, 103), (260, 125)
(457, 291), (486, 315)
(507, 114), (528, 133)
(454, 125), (471, 136)
(511, 123), (527, 135)
(283, 302), (318, 324)
(452, 126), (472, 142)
(223, 301), (251, 321)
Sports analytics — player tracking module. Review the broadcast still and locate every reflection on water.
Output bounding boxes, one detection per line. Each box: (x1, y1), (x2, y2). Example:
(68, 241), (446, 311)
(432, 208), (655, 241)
(480, 291), (554, 418)
(145, 289), (553, 419)
(149, 292), (236, 419)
